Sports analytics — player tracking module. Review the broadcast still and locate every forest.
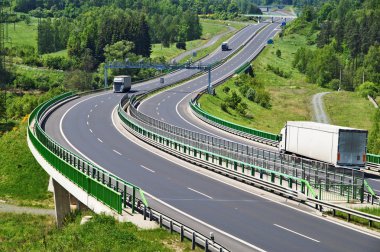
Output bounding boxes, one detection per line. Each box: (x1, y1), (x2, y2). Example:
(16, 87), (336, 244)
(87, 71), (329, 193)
(0, 0), (264, 121)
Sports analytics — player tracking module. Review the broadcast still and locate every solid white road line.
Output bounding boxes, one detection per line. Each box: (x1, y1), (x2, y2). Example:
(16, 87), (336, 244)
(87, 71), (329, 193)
(113, 149), (122, 156)
(140, 165), (155, 173)
(188, 187), (213, 199)
(273, 224), (320, 243)
(97, 138), (103, 143)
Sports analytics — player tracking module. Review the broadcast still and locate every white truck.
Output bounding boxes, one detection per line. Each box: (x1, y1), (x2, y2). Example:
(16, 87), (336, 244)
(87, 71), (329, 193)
(279, 121), (368, 167)
(113, 75), (131, 93)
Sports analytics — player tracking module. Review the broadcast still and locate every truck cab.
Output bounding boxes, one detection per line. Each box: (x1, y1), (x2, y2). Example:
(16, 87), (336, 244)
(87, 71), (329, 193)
(221, 42), (229, 51)
(113, 75), (131, 93)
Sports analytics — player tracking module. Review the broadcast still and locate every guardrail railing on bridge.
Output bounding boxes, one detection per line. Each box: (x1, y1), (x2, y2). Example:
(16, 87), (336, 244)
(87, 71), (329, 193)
(28, 92), (147, 214)
(28, 91), (230, 252)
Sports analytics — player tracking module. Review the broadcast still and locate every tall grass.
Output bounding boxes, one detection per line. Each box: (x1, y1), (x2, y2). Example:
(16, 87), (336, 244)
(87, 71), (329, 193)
(0, 212), (202, 251)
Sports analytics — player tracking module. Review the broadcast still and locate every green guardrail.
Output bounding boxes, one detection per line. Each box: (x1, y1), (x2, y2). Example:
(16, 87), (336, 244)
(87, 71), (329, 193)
(367, 153), (380, 165)
(118, 102), (325, 201)
(234, 61), (251, 74)
(190, 102), (280, 141)
(364, 180), (376, 196)
(28, 92), (147, 214)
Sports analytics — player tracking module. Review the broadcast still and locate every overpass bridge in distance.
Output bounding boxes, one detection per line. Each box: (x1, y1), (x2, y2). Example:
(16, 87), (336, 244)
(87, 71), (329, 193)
(242, 14), (295, 23)
(258, 5), (285, 12)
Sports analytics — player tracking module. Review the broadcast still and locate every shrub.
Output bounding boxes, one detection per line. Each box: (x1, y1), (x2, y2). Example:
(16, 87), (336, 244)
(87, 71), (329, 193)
(221, 102), (228, 112)
(226, 91), (241, 109)
(223, 86), (230, 93)
(44, 56), (74, 70)
(328, 79), (340, 90)
(239, 84), (249, 96)
(356, 81), (379, 98)
(255, 89), (271, 108)
(176, 42), (186, 50)
(236, 102), (248, 116)
(276, 49), (282, 58)
(245, 87), (256, 101)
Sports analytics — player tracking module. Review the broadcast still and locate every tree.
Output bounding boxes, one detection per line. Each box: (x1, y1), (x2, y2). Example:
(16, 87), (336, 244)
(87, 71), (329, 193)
(276, 49), (281, 58)
(226, 91), (241, 109)
(65, 70), (93, 91)
(368, 109), (380, 154)
(103, 40), (135, 63)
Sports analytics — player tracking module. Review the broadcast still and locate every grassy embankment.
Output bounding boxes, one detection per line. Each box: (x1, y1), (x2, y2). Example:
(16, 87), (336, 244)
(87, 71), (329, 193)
(151, 19), (232, 60)
(0, 119), (53, 208)
(199, 27), (327, 134)
(0, 212), (201, 251)
(324, 91), (376, 130)
(198, 21), (376, 135)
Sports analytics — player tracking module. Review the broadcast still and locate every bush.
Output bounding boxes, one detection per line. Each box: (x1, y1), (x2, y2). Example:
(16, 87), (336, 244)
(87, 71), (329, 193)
(245, 87), (256, 101)
(221, 102), (228, 112)
(255, 89), (271, 108)
(176, 42), (186, 50)
(276, 49), (282, 58)
(223, 86), (230, 93)
(236, 102), (248, 116)
(356, 81), (379, 98)
(226, 91), (241, 109)
(44, 56), (74, 70)
(239, 84), (249, 97)
(328, 79), (340, 90)
(266, 64), (291, 78)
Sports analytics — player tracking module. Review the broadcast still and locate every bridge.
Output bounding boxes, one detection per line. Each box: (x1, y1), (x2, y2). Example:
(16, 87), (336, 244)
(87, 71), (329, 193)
(243, 13), (295, 23)
(27, 19), (380, 251)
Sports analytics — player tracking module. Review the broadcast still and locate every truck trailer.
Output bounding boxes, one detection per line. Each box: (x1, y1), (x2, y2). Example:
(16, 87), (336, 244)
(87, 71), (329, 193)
(279, 121), (368, 167)
(113, 75), (131, 93)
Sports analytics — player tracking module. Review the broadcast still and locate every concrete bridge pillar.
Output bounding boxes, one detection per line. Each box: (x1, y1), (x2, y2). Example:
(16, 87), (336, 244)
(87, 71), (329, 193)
(53, 179), (71, 228)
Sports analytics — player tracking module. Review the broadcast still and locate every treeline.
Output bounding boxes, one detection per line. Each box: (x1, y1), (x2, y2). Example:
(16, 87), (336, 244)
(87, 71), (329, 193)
(15, 0), (262, 16)
(290, 0), (380, 93)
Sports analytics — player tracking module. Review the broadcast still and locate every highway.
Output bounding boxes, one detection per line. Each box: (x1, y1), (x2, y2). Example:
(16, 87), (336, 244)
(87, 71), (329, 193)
(43, 20), (380, 251)
(138, 22), (281, 150)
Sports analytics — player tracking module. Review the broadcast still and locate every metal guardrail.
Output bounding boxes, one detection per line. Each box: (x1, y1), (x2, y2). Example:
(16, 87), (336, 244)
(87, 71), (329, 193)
(128, 91), (364, 202)
(119, 95), (380, 231)
(28, 92), (147, 214)
(190, 101), (279, 146)
(309, 197), (380, 228)
(29, 91), (230, 252)
(120, 95), (313, 197)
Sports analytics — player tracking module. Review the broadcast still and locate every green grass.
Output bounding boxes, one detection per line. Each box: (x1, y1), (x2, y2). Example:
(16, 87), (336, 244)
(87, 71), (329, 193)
(324, 91), (376, 131)
(151, 20), (230, 60)
(0, 212), (202, 251)
(0, 119), (53, 208)
(199, 29), (327, 134)
(328, 207), (380, 230)
(5, 18), (38, 48)
(42, 49), (68, 58)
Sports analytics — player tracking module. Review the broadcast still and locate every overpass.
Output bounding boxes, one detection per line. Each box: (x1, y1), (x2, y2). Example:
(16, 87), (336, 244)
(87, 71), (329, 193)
(28, 20), (380, 251)
(243, 14), (295, 23)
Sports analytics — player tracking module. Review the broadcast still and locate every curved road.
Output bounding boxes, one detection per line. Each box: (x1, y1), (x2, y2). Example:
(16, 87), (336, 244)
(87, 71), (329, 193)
(43, 21), (380, 251)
